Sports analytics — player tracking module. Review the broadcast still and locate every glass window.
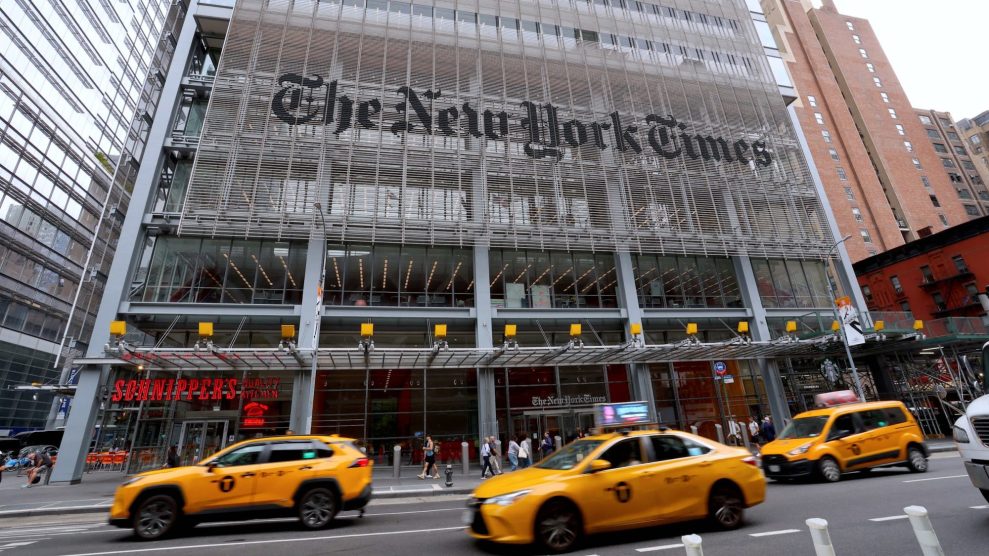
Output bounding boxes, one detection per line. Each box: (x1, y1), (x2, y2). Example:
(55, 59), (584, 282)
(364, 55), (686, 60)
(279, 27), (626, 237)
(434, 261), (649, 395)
(268, 441), (319, 462)
(814, 112), (824, 125)
(919, 115), (932, 125)
(952, 255), (969, 273)
(829, 414), (859, 437)
(913, 158), (922, 169)
(904, 141), (913, 152)
(837, 167), (847, 180)
(859, 48), (868, 58)
(866, 63), (875, 73)
(873, 77), (882, 87)
(933, 143), (947, 153)
(598, 438), (645, 469)
(846, 21), (854, 30)
(536, 440), (604, 470)
(888, 108), (897, 119)
(920, 265), (935, 283)
(852, 208), (862, 221)
(881, 92), (890, 103)
(822, 130), (832, 143)
(890, 275), (902, 293)
(649, 435), (689, 461)
(860, 410), (891, 431)
(852, 34), (861, 44)
(895, 124), (904, 135)
(212, 444), (265, 466)
(939, 214), (949, 226)
(860, 229), (872, 243)
(884, 407), (907, 425)
(844, 187), (854, 199)
(921, 176), (931, 188)
(829, 148), (839, 161)
(807, 95), (817, 107)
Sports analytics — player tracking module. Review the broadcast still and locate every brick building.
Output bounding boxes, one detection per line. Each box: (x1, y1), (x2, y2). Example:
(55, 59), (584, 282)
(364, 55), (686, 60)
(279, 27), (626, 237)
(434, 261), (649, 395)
(957, 111), (989, 201)
(762, 0), (969, 261)
(914, 109), (988, 219)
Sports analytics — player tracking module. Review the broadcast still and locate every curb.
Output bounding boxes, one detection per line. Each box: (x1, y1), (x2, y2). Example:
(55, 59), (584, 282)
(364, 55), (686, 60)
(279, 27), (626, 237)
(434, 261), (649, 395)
(373, 487), (473, 499)
(928, 445), (956, 454)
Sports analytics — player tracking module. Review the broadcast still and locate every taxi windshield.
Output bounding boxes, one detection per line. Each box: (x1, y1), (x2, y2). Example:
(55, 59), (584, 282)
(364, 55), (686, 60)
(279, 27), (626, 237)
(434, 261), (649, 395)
(535, 439), (604, 470)
(778, 416), (829, 439)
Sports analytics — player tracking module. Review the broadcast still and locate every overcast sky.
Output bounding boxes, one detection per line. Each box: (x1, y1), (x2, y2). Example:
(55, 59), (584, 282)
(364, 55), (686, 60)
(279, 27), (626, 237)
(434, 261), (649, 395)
(819, 0), (989, 121)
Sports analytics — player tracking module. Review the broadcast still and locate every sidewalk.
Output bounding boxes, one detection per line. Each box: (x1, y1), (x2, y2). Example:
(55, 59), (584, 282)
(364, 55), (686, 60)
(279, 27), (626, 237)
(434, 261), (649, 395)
(0, 465), (489, 519)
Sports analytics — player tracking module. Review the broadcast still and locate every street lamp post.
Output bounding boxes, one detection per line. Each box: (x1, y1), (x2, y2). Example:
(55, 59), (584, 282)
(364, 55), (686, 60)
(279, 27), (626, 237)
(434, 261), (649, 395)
(306, 202), (328, 434)
(825, 234), (866, 401)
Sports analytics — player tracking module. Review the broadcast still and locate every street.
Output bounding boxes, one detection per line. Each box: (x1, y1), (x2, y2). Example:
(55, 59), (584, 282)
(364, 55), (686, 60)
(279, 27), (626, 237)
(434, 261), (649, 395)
(1, 453), (984, 556)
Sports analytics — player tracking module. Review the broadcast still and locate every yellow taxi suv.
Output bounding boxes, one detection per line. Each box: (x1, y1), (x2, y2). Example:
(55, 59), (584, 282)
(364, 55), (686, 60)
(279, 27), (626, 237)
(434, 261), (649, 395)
(109, 435), (372, 540)
(760, 400), (928, 483)
(466, 430), (765, 553)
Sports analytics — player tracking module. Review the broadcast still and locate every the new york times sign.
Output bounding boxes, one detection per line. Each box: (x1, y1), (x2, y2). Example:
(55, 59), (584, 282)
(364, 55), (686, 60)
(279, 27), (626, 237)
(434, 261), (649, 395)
(271, 73), (773, 167)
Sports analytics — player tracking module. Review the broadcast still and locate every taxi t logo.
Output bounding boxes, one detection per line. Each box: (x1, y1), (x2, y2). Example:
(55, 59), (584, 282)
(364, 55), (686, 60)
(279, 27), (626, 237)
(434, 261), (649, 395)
(612, 481), (632, 503)
(850, 444), (862, 456)
(217, 475), (235, 493)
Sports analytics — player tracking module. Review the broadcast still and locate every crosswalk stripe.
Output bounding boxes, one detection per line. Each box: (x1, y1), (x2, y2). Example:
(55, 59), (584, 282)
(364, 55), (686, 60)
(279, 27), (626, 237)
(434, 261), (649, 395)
(749, 529), (800, 537)
(635, 543), (685, 552)
(869, 515), (909, 522)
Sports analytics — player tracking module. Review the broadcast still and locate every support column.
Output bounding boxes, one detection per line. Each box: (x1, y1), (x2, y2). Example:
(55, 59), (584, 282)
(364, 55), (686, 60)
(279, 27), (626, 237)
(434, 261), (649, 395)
(474, 245), (497, 441)
(734, 256), (791, 424)
(52, 4), (200, 484)
(614, 251), (657, 420)
(292, 232), (326, 434)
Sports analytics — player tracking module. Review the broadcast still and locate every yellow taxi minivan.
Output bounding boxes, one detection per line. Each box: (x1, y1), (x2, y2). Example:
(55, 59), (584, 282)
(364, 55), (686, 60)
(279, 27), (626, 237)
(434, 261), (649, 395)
(761, 400), (928, 483)
(109, 435), (372, 540)
(466, 430), (765, 553)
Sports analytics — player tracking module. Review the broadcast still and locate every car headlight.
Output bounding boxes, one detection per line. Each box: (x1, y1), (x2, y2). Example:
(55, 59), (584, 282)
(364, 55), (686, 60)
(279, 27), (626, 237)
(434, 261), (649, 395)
(120, 476), (145, 487)
(483, 490), (532, 506)
(787, 442), (813, 456)
(953, 425), (971, 443)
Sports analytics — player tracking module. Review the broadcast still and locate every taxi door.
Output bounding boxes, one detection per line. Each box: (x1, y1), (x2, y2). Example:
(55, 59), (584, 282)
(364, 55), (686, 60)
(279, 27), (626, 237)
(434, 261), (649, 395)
(572, 437), (655, 531)
(251, 440), (320, 507)
(641, 434), (710, 521)
(185, 442), (268, 513)
(825, 413), (868, 469)
(858, 409), (901, 466)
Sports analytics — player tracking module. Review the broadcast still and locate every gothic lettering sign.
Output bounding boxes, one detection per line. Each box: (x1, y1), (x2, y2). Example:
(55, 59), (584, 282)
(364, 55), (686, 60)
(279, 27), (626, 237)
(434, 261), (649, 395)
(531, 394), (607, 408)
(271, 74), (774, 167)
(110, 376), (281, 403)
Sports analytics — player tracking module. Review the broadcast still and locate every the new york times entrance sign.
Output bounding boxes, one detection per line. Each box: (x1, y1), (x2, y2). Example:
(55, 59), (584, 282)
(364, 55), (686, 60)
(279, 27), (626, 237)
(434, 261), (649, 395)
(271, 73), (773, 167)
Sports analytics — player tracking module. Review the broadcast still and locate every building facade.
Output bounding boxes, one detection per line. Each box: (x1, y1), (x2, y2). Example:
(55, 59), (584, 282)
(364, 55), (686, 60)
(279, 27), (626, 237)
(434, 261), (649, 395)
(914, 109), (988, 220)
(54, 0), (870, 481)
(761, 0), (969, 262)
(957, 111), (989, 201)
(0, 0), (177, 431)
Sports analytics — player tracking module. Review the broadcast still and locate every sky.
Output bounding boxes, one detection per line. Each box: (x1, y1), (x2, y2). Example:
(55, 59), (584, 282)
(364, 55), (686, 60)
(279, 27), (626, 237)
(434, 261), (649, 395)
(819, 0), (989, 121)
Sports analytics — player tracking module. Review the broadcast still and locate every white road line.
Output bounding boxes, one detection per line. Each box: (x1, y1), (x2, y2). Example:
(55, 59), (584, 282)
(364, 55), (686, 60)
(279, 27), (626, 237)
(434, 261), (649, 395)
(869, 515), (909, 522)
(364, 507), (462, 517)
(748, 529), (800, 537)
(635, 543), (685, 552)
(0, 541), (41, 551)
(902, 474), (967, 483)
(60, 525), (467, 556)
(971, 505), (989, 509)
(0, 504), (111, 517)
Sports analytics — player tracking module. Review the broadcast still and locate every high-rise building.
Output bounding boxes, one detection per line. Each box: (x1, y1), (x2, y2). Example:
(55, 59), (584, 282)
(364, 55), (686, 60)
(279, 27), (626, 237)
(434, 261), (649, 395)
(957, 111), (989, 203)
(54, 0), (878, 482)
(914, 109), (988, 219)
(0, 1), (180, 431)
(761, 0), (969, 262)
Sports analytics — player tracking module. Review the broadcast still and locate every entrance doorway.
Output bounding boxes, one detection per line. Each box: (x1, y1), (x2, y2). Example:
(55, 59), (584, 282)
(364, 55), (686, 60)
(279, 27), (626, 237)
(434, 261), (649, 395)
(177, 420), (229, 466)
(514, 408), (595, 448)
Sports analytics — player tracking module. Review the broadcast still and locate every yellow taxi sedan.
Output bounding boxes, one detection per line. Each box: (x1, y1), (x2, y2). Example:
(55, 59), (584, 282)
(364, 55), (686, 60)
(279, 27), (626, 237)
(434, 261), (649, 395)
(466, 430), (765, 553)
(109, 435), (372, 540)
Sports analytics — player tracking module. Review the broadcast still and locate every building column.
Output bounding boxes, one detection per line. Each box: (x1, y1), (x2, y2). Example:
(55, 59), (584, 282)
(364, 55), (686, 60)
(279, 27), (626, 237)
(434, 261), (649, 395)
(474, 245), (497, 441)
(52, 5), (200, 484)
(614, 251), (657, 419)
(291, 231), (326, 434)
(734, 256), (791, 424)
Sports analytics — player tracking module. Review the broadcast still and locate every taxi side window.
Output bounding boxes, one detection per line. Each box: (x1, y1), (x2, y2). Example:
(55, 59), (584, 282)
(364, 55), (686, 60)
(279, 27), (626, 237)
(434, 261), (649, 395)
(682, 438), (711, 456)
(649, 435), (689, 462)
(860, 410), (890, 431)
(829, 414), (858, 439)
(213, 444), (265, 467)
(884, 407), (907, 425)
(599, 438), (645, 469)
(268, 441), (318, 463)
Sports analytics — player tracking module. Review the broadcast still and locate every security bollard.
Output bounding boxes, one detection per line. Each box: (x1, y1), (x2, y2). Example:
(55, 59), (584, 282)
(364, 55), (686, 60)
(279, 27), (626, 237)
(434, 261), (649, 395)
(690, 425), (699, 435)
(461, 442), (469, 475)
(715, 423), (725, 444)
(555, 435), (562, 450)
(682, 534), (704, 556)
(805, 518), (837, 556)
(393, 445), (401, 478)
(904, 505), (945, 556)
(445, 464), (454, 487)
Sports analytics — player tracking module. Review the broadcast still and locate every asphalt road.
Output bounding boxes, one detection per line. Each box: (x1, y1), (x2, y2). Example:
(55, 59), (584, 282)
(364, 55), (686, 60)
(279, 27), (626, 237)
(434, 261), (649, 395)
(1, 452), (984, 556)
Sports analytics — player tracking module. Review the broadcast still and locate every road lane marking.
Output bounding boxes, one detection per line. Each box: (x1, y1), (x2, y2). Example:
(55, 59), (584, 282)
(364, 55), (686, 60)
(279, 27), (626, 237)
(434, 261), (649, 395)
(902, 474), (967, 483)
(0, 541), (41, 551)
(971, 505), (989, 509)
(748, 529), (800, 537)
(363, 508), (462, 517)
(60, 525), (467, 556)
(635, 543), (685, 552)
(869, 515), (909, 522)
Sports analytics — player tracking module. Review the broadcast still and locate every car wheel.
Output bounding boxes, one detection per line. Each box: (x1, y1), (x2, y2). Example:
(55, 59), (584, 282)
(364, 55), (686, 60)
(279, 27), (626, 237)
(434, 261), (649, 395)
(906, 447), (928, 473)
(535, 499), (582, 553)
(298, 487), (337, 530)
(980, 489), (989, 504)
(818, 457), (841, 483)
(708, 484), (745, 530)
(133, 494), (180, 540)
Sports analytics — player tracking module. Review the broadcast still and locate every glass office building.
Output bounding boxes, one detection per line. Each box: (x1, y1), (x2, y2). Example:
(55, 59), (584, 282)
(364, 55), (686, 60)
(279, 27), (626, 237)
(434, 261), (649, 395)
(54, 0), (868, 480)
(0, 0), (178, 431)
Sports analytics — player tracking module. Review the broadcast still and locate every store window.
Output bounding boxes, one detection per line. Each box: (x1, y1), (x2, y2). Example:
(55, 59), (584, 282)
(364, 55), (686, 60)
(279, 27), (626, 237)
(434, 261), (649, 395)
(751, 258), (831, 308)
(490, 249), (617, 309)
(633, 254), (741, 309)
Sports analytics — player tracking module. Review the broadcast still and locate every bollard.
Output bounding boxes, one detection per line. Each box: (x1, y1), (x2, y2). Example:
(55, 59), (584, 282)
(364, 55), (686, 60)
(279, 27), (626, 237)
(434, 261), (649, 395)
(554, 435), (562, 451)
(805, 518), (836, 556)
(715, 423), (725, 444)
(741, 423), (751, 451)
(393, 445), (401, 478)
(461, 441), (469, 475)
(445, 464), (454, 487)
(682, 534), (704, 556)
(904, 505), (945, 556)
(690, 425), (699, 435)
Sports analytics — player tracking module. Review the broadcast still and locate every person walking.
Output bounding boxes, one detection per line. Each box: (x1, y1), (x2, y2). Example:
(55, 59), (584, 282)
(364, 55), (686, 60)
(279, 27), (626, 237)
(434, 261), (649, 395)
(540, 432), (554, 459)
(748, 418), (761, 447)
(165, 445), (180, 468)
(507, 436), (520, 471)
(761, 416), (776, 442)
(488, 436), (503, 475)
(479, 437), (494, 479)
(518, 435), (531, 469)
(418, 434), (439, 479)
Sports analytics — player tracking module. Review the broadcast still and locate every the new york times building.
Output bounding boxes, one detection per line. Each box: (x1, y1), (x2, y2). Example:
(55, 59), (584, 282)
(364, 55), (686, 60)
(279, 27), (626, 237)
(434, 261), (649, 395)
(54, 0), (865, 481)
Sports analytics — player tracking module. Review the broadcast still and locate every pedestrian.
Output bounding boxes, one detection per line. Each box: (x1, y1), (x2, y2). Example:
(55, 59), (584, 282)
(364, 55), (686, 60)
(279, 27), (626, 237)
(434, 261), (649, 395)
(23, 449), (52, 488)
(165, 445), (180, 468)
(487, 436), (502, 475)
(541, 432), (554, 458)
(518, 435), (531, 468)
(479, 437), (494, 478)
(417, 434), (439, 479)
(507, 436), (520, 471)
(761, 416), (776, 442)
(748, 418), (761, 446)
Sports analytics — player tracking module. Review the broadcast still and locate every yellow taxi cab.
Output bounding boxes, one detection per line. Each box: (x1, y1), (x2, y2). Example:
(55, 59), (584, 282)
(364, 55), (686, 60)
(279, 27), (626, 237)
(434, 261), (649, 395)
(760, 400), (928, 483)
(466, 430), (765, 553)
(109, 435), (372, 540)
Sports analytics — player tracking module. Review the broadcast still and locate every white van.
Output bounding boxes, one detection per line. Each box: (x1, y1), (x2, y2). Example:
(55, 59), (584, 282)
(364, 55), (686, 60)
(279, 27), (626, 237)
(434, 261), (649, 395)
(953, 341), (989, 503)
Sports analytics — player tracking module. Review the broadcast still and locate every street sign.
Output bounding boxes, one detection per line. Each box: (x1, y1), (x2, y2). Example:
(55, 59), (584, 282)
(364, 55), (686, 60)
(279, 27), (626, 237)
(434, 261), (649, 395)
(713, 361), (728, 376)
(723, 375), (735, 384)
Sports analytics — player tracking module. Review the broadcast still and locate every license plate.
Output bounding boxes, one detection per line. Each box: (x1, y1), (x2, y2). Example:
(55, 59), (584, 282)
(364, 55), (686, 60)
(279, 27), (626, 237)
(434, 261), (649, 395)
(768, 465), (781, 472)
(462, 510), (474, 525)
